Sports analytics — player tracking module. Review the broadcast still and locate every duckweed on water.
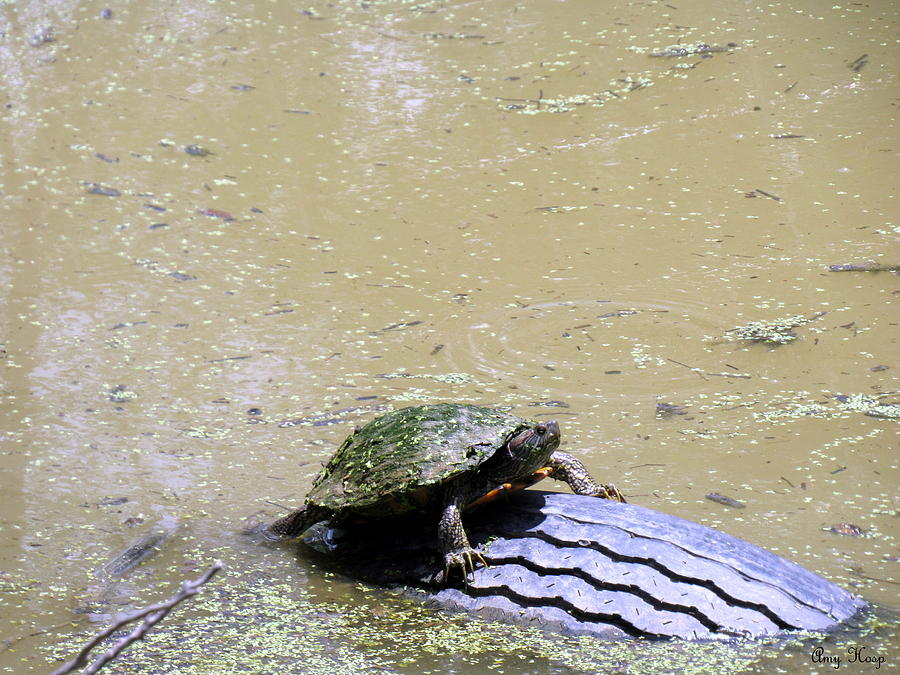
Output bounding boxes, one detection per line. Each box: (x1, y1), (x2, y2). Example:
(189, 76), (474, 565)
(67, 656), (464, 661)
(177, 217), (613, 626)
(378, 371), (476, 385)
(835, 394), (900, 420)
(43, 572), (798, 674)
(503, 76), (655, 114)
(729, 314), (823, 345)
(754, 393), (899, 423)
(44, 563), (894, 675)
(502, 40), (734, 115)
(645, 42), (737, 58)
(755, 402), (832, 423)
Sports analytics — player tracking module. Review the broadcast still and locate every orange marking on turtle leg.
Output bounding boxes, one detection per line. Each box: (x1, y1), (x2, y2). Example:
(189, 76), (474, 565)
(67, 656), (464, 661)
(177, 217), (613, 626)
(524, 466), (553, 485)
(465, 483), (513, 511)
(465, 467), (555, 512)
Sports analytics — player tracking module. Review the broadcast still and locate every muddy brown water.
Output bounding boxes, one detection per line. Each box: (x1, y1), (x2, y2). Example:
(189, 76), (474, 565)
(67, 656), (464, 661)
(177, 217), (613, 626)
(1, 1), (897, 673)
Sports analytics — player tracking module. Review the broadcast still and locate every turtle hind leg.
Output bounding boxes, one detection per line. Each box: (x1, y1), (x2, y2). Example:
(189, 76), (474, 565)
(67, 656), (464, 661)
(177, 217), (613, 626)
(266, 504), (330, 540)
(548, 451), (627, 503)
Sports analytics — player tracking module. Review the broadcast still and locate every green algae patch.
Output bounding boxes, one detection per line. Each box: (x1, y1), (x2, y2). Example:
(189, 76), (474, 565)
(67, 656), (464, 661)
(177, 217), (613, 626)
(500, 41), (734, 115)
(834, 394), (900, 420)
(500, 75), (655, 115)
(755, 393), (900, 424)
(377, 370), (477, 385)
(728, 313), (824, 345)
(645, 42), (737, 58)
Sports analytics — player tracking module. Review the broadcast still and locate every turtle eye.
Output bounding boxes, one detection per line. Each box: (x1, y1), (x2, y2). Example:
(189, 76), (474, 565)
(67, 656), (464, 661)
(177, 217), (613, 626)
(535, 424), (547, 434)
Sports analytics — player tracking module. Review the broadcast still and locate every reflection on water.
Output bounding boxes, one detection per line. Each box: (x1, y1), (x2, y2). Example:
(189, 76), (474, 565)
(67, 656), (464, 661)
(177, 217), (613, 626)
(1, 0), (897, 672)
(453, 296), (729, 399)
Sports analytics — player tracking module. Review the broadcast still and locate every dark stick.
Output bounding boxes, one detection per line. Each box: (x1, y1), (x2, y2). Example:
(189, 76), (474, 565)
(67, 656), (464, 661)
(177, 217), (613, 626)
(754, 188), (781, 201)
(666, 358), (709, 380)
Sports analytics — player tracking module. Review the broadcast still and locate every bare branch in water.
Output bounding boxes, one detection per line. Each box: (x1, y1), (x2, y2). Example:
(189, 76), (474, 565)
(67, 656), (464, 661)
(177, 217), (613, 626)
(50, 561), (225, 675)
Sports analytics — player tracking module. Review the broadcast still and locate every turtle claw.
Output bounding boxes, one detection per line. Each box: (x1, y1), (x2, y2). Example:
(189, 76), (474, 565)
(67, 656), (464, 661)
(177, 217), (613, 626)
(443, 547), (489, 585)
(601, 483), (627, 503)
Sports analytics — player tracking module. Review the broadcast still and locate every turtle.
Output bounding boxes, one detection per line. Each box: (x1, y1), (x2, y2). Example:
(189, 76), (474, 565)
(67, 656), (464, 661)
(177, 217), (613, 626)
(267, 403), (625, 582)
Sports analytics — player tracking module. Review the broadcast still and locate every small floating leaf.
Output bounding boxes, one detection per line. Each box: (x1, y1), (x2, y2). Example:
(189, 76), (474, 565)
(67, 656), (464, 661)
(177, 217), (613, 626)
(185, 144), (213, 156)
(86, 182), (120, 197)
(199, 208), (234, 221)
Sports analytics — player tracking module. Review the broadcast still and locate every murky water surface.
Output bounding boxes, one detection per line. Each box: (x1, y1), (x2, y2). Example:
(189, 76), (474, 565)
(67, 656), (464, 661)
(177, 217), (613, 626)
(1, 0), (897, 672)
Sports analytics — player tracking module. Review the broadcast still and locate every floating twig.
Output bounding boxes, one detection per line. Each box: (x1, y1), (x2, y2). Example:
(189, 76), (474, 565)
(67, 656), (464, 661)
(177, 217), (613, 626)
(666, 358), (708, 380)
(753, 188), (781, 201)
(706, 493), (745, 509)
(371, 320), (423, 335)
(828, 262), (900, 273)
(847, 54), (868, 72)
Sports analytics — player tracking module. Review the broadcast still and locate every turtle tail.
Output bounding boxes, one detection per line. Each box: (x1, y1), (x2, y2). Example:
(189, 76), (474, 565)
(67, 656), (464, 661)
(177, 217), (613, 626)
(266, 504), (328, 540)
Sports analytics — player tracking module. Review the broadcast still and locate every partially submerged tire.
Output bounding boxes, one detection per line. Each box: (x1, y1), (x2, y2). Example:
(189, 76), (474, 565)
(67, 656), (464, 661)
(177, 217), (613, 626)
(305, 490), (866, 640)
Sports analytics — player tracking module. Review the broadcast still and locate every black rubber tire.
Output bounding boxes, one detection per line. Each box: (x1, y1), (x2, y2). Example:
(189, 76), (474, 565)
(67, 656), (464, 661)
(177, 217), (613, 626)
(311, 490), (866, 639)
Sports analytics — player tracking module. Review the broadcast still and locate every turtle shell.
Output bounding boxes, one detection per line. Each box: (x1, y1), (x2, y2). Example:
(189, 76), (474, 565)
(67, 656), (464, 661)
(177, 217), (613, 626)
(306, 403), (531, 512)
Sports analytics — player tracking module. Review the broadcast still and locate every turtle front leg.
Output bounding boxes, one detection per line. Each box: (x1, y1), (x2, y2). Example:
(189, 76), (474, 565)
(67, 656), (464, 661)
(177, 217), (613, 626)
(548, 451), (626, 503)
(438, 490), (488, 584)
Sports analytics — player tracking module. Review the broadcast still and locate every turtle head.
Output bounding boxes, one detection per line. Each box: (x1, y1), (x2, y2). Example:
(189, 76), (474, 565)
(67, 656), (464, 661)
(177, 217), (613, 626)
(484, 420), (560, 482)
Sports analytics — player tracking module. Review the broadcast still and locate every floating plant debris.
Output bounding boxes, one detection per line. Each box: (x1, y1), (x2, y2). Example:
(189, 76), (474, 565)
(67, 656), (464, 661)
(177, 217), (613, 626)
(728, 312), (826, 345)
(706, 493), (746, 509)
